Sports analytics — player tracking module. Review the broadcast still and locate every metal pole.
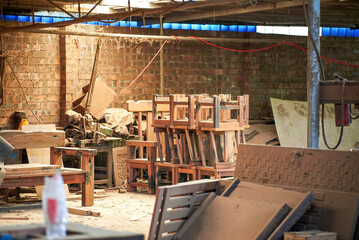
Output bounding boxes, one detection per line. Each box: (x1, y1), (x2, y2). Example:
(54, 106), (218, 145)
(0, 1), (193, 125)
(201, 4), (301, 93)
(160, 16), (164, 96)
(307, 0), (320, 148)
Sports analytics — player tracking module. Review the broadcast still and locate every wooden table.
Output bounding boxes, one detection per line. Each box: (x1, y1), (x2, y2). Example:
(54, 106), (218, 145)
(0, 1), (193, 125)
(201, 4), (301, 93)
(78, 137), (123, 187)
(0, 222), (144, 240)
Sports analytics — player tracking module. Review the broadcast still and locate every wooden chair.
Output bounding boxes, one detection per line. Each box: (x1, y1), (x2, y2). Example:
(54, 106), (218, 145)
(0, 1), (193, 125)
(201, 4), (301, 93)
(0, 130), (96, 206)
(126, 140), (157, 194)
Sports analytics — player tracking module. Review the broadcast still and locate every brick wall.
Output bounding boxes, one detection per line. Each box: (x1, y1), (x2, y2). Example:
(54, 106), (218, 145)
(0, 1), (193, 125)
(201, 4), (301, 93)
(0, 23), (358, 127)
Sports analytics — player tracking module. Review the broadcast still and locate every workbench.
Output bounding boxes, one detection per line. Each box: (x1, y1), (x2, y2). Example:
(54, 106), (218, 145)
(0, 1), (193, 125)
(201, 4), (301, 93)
(78, 137), (124, 187)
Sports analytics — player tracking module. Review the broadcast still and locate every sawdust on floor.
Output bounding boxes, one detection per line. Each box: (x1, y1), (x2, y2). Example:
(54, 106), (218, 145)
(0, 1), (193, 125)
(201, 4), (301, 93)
(0, 190), (156, 239)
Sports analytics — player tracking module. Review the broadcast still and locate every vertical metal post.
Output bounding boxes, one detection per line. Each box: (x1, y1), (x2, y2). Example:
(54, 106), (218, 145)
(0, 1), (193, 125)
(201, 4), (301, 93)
(307, 0), (320, 149)
(160, 16), (164, 96)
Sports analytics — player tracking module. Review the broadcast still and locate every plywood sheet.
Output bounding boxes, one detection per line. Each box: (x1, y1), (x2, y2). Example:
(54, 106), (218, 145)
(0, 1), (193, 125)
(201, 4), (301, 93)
(228, 181), (305, 208)
(223, 181), (314, 240)
(270, 98), (359, 151)
(181, 196), (290, 240)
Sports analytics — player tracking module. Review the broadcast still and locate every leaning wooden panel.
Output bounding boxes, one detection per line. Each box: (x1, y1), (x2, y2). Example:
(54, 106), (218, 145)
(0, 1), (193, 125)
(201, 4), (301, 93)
(148, 179), (220, 240)
(0, 130), (65, 149)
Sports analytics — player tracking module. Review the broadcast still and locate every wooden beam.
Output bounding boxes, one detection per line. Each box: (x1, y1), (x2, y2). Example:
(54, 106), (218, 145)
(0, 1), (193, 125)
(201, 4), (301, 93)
(44, 0), (77, 18)
(0, 130), (65, 149)
(163, 0), (332, 23)
(0, 5), (170, 34)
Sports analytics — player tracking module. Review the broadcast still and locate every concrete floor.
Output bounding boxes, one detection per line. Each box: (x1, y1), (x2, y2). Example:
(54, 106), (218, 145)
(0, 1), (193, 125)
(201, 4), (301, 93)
(0, 189), (155, 239)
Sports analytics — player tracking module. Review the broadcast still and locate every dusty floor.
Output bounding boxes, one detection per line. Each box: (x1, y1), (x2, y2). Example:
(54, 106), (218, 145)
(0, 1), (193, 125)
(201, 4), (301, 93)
(0, 190), (156, 239)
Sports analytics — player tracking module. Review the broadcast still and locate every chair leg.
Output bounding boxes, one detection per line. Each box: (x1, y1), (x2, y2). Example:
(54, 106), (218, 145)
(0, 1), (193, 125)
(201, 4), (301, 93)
(81, 156), (94, 207)
(127, 163), (136, 192)
(148, 163), (156, 194)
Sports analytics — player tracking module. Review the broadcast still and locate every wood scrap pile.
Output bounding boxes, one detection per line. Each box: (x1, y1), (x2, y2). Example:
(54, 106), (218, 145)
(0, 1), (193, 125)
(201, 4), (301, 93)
(64, 108), (134, 145)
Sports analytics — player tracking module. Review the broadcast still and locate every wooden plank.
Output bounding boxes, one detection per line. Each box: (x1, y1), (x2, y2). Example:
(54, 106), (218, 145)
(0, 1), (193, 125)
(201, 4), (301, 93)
(68, 207), (101, 217)
(167, 192), (210, 208)
(163, 206), (192, 221)
(126, 140), (157, 147)
(1, 173), (85, 188)
(0, 130), (65, 149)
(4, 164), (60, 171)
(161, 220), (185, 234)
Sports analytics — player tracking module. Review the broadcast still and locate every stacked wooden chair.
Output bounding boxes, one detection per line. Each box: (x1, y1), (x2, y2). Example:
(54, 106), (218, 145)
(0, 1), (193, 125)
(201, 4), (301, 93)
(153, 94), (250, 185)
(126, 93), (249, 194)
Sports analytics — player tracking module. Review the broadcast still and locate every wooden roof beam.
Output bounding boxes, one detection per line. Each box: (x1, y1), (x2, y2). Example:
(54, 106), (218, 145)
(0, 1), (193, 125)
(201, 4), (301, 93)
(163, 0), (333, 23)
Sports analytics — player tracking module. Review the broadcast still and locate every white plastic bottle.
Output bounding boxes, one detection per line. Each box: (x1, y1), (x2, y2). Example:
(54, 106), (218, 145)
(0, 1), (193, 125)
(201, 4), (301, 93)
(42, 174), (68, 239)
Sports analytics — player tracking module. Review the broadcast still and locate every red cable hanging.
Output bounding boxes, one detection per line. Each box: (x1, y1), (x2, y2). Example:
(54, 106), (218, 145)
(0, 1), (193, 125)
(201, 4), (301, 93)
(188, 36), (359, 67)
(92, 39), (168, 117)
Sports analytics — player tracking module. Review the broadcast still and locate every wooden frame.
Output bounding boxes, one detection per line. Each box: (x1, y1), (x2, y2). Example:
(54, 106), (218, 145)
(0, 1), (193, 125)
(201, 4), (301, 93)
(148, 179), (221, 240)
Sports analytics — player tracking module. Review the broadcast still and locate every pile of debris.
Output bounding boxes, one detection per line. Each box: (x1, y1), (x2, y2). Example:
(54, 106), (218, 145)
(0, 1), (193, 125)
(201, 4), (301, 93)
(64, 108), (135, 146)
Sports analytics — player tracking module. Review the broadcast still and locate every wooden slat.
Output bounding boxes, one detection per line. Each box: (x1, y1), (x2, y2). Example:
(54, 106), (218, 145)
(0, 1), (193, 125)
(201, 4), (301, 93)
(4, 164), (61, 171)
(161, 220), (185, 234)
(164, 207), (192, 220)
(0, 130), (65, 149)
(1, 173), (85, 188)
(167, 192), (210, 209)
(126, 140), (157, 147)
(175, 193), (217, 239)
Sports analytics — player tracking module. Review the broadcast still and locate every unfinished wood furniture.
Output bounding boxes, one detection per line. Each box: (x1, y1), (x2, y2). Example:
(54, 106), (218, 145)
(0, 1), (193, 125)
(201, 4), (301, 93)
(78, 137), (122, 187)
(126, 140), (157, 194)
(0, 222), (144, 240)
(195, 94), (249, 177)
(127, 100), (157, 158)
(0, 130), (96, 206)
